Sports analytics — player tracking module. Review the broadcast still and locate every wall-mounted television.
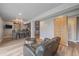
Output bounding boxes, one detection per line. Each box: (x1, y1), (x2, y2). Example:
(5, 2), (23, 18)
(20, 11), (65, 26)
(4, 24), (12, 29)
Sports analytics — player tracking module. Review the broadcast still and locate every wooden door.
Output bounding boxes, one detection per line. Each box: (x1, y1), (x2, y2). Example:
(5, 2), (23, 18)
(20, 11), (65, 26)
(54, 16), (68, 46)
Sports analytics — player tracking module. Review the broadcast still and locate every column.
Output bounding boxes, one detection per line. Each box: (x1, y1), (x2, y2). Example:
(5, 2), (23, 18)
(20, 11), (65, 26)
(0, 17), (3, 43)
(31, 21), (35, 38)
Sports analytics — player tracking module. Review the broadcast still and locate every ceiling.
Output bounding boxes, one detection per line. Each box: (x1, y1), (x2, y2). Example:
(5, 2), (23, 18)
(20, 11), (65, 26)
(0, 3), (62, 21)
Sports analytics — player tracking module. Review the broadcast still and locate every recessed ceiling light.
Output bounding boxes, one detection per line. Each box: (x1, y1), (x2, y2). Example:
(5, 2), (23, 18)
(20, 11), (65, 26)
(18, 13), (22, 16)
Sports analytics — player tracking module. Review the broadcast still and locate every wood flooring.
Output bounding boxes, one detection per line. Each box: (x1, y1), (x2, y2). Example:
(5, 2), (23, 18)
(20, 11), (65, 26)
(0, 39), (24, 56)
(0, 38), (79, 56)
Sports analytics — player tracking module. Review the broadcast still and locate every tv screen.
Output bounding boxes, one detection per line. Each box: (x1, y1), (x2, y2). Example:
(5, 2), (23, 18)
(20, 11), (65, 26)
(5, 24), (12, 29)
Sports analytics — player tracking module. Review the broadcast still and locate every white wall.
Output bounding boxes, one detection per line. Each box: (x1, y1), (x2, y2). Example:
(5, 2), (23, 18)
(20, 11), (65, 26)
(40, 18), (54, 40)
(3, 21), (14, 37)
